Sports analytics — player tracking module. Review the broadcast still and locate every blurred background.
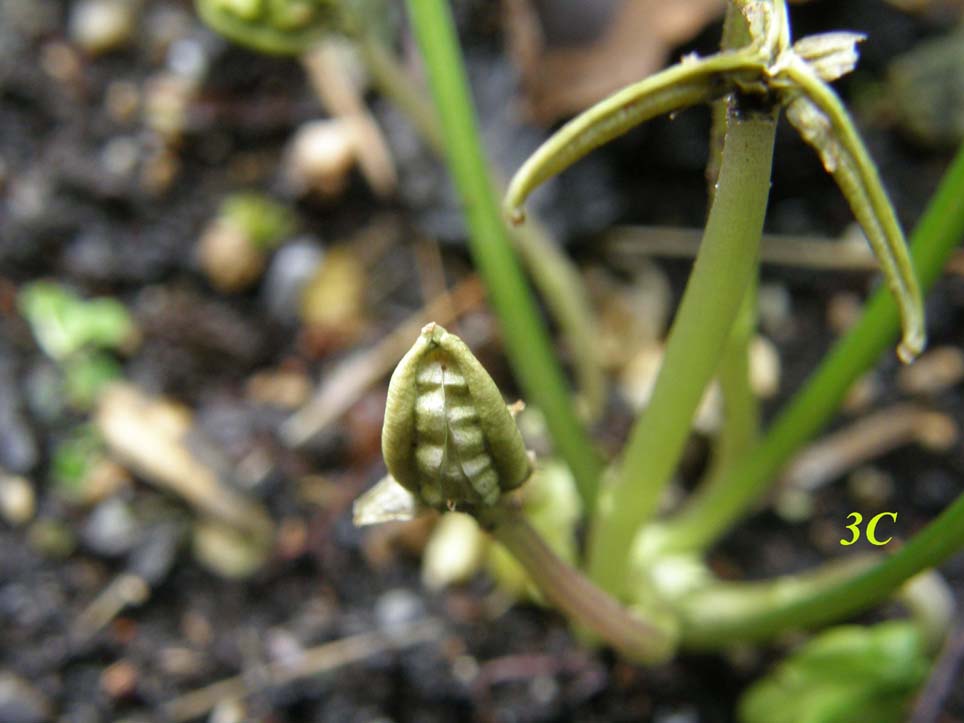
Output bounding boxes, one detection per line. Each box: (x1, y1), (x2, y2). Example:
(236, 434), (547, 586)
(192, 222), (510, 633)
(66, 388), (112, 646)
(1, 0), (963, 720)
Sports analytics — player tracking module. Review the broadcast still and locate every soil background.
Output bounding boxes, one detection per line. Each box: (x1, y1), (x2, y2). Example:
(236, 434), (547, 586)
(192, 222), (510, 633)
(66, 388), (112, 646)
(1, 1), (963, 721)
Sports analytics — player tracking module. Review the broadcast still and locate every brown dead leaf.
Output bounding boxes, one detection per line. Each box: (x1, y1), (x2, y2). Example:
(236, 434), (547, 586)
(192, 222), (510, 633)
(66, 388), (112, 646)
(506, 0), (725, 124)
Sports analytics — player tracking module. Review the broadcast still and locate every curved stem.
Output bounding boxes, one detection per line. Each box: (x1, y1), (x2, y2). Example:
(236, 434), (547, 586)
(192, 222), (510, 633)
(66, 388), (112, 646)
(404, 0), (603, 507)
(483, 506), (677, 664)
(587, 106), (777, 595)
(658, 142), (964, 554)
(678, 489), (964, 648)
(677, 554), (877, 648)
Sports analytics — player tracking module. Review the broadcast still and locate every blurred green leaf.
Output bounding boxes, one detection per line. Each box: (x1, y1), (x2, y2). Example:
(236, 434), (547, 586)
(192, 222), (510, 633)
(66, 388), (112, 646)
(63, 352), (123, 411)
(51, 425), (105, 501)
(739, 621), (930, 723)
(18, 282), (135, 361)
(220, 192), (297, 250)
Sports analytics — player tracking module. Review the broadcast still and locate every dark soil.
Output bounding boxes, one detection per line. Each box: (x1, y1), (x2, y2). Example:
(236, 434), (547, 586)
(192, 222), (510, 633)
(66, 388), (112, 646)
(1, 1), (962, 721)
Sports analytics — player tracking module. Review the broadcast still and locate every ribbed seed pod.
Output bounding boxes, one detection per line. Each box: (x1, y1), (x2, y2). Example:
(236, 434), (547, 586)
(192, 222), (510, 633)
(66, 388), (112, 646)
(383, 323), (532, 511)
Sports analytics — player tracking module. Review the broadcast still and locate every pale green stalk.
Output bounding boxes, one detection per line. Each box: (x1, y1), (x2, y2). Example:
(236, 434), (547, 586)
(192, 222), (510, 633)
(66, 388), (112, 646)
(482, 506), (677, 664)
(710, 280), (760, 479)
(404, 0), (603, 507)
(658, 142), (964, 554)
(587, 108), (777, 595)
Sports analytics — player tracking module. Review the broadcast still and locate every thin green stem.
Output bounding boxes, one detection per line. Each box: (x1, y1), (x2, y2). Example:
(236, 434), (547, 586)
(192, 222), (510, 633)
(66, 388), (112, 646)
(510, 216), (606, 421)
(705, 5), (761, 479)
(679, 489), (964, 647)
(587, 107), (777, 595)
(677, 554), (877, 648)
(482, 506), (677, 663)
(405, 0), (602, 508)
(659, 141), (964, 554)
(710, 279), (760, 479)
(361, 26), (605, 424)
(357, 28), (445, 153)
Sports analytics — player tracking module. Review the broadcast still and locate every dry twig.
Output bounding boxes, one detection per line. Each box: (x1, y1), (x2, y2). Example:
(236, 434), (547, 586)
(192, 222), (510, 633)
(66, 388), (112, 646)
(781, 403), (957, 491)
(163, 618), (443, 722)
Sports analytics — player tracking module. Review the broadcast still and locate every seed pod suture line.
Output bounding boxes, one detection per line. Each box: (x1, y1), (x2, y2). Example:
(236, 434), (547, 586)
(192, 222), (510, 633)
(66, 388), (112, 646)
(382, 323), (532, 511)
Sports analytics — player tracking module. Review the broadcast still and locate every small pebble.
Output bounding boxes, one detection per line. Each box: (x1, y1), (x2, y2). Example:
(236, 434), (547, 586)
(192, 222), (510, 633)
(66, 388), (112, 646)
(451, 655), (479, 685)
(105, 80), (140, 123)
(191, 519), (268, 579)
(63, 231), (117, 283)
(654, 706), (699, 723)
(529, 675), (559, 706)
(374, 589), (425, 632)
(166, 37), (208, 82)
(300, 246), (366, 332)
(826, 292), (863, 336)
(27, 519), (76, 558)
(143, 72), (194, 143)
(100, 136), (141, 180)
(196, 220), (265, 294)
(847, 466), (894, 508)
(128, 521), (183, 585)
(0, 474), (36, 526)
(750, 335), (781, 398)
(421, 512), (485, 591)
(40, 42), (82, 86)
(100, 659), (138, 699)
(774, 488), (815, 523)
(69, 0), (137, 55)
(209, 699), (246, 723)
(82, 498), (140, 557)
(284, 119), (358, 198)
(758, 283), (793, 339)
(0, 361), (39, 473)
(842, 371), (881, 414)
(245, 368), (312, 409)
(0, 672), (51, 723)
(261, 238), (325, 323)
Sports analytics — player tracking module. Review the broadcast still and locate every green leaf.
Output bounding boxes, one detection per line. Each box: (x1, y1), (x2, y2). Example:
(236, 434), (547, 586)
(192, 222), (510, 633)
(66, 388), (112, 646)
(739, 621), (930, 723)
(18, 282), (136, 361)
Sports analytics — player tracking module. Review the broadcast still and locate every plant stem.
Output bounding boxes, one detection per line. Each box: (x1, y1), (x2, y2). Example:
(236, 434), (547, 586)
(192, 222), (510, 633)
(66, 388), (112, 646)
(405, 0), (602, 508)
(357, 29), (445, 153)
(360, 26), (606, 422)
(658, 141), (964, 554)
(482, 505), (677, 664)
(587, 106), (777, 595)
(676, 554), (877, 648)
(679, 488), (964, 647)
(710, 279), (760, 479)
(704, 4), (761, 482)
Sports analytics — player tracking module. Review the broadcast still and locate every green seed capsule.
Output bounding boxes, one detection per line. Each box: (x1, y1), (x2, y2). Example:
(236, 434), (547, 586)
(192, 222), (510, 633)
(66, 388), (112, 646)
(382, 323), (532, 511)
(195, 0), (342, 55)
